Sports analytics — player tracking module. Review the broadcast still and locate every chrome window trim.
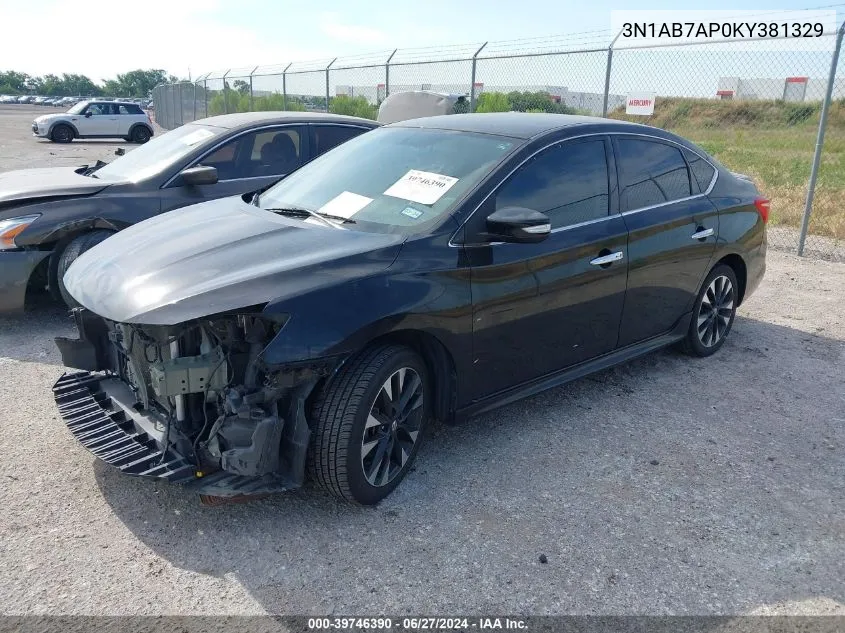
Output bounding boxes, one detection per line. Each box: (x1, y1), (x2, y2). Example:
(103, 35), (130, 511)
(217, 173), (290, 184)
(549, 212), (622, 234)
(161, 123), (305, 189)
(449, 130), (718, 247)
(307, 123), (375, 130)
(620, 192), (704, 217)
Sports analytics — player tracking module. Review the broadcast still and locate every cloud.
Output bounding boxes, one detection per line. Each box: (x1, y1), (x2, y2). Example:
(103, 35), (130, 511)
(318, 12), (390, 45)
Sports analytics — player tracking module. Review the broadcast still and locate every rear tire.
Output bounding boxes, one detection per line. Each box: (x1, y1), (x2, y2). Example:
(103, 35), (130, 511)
(131, 126), (151, 143)
(681, 264), (739, 357)
(51, 124), (73, 143)
(56, 231), (114, 308)
(308, 345), (429, 505)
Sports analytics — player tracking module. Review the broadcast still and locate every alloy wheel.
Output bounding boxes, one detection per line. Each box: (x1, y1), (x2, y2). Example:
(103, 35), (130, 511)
(697, 275), (734, 348)
(361, 367), (424, 487)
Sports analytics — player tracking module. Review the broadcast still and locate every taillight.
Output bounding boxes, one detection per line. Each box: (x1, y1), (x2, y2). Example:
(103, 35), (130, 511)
(754, 197), (770, 223)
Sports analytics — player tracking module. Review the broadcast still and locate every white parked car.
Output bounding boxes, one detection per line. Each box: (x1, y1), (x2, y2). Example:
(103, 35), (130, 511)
(31, 100), (155, 143)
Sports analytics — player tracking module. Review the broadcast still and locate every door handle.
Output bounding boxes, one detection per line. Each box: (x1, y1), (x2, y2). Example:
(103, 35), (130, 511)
(590, 251), (624, 266)
(691, 227), (714, 240)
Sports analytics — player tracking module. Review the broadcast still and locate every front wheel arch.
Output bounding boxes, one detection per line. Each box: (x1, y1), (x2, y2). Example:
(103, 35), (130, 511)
(48, 229), (117, 304)
(48, 121), (78, 140)
(308, 343), (431, 504)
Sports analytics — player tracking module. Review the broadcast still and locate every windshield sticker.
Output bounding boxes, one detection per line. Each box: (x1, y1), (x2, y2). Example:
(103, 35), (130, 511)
(384, 169), (458, 205)
(179, 128), (215, 146)
(401, 206), (424, 219)
(317, 191), (373, 219)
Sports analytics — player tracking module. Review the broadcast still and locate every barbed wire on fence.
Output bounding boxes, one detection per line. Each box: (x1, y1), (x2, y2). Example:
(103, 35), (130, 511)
(153, 19), (845, 261)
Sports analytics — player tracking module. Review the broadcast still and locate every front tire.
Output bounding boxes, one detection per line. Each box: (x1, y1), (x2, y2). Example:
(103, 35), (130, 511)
(308, 345), (429, 505)
(51, 124), (73, 143)
(681, 264), (739, 357)
(56, 231), (114, 307)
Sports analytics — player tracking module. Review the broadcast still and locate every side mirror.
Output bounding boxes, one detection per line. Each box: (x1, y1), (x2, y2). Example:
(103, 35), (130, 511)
(84, 111), (92, 118)
(483, 207), (551, 244)
(179, 165), (218, 186)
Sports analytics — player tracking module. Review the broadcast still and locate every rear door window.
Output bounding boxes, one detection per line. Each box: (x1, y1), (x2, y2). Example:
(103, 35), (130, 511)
(615, 138), (692, 211)
(684, 149), (716, 193)
(312, 125), (370, 156)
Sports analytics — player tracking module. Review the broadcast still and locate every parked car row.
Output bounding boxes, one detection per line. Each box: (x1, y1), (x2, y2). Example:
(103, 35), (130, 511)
(0, 94), (769, 507)
(1, 95), (152, 108)
(1, 95), (89, 106)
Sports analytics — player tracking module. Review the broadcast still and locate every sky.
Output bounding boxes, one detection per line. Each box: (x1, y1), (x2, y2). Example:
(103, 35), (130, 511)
(0, 0), (841, 83)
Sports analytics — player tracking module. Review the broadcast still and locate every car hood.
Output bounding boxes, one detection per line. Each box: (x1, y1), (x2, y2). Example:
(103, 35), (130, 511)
(34, 113), (64, 123)
(63, 197), (405, 325)
(0, 167), (108, 207)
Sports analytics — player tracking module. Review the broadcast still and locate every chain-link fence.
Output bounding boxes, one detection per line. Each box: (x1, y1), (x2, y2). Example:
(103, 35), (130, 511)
(152, 22), (845, 261)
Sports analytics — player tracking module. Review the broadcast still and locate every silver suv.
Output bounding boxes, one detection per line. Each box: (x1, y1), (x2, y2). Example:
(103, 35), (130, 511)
(32, 100), (154, 144)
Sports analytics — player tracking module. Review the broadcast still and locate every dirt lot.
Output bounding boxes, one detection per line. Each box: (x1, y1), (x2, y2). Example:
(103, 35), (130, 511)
(0, 105), (843, 617)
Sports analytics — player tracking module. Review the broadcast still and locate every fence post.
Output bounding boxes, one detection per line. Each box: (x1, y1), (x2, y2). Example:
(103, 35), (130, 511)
(282, 63), (291, 110)
(326, 58), (337, 113)
(798, 21), (845, 256)
(249, 66), (258, 111)
(469, 42), (487, 112)
(178, 83), (184, 125)
(385, 49), (397, 98)
(602, 29), (624, 117)
(170, 84), (177, 128)
(203, 78), (208, 118)
(222, 69), (231, 114)
(193, 81), (197, 121)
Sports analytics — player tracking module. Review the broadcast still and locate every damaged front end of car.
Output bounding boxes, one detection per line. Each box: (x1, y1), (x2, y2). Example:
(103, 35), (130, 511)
(53, 307), (339, 500)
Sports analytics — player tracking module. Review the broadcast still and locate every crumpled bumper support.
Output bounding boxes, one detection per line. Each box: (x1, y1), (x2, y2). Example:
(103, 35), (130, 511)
(53, 371), (196, 482)
(52, 371), (297, 497)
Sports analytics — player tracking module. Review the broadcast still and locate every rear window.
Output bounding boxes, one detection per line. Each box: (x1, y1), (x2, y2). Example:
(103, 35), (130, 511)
(119, 104), (143, 115)
(616, 138), (692, 211)
(685, 149), (716, 192)
(313, 125), (368, 155)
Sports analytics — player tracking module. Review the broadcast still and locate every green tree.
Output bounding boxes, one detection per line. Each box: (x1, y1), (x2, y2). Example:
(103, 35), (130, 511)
(329, 95), (377, 119)
(475, 92), (511, 113)
(61, 73), (102, 96)
(113, 69), (170, 97)
(0, 70), (30, 94)
(25, 76), (43, 93)
(233, 79), (250, 95)
(505, 91), (576, 114)
(102, 79), (122, 96)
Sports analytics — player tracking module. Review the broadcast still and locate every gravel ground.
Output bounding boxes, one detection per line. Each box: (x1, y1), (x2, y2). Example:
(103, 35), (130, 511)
(0, 105), (843, 617)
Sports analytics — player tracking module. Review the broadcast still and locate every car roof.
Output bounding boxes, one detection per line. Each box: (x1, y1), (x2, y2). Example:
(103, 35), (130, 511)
(191, 111), (382, 130)
(387, 112), (655, 139)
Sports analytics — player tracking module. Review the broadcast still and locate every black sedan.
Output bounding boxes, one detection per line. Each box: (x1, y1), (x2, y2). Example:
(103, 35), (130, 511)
(53, 113), (767, 505)
(0, 111), (379, 312)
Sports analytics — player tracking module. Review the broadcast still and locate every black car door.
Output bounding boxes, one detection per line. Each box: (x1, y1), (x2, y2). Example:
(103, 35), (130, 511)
(159, 125), (309, 213)
(463, 136), (629, 400)
(612, 135), (718, 347)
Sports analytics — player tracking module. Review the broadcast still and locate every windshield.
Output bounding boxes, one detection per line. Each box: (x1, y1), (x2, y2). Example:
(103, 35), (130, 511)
(95, 123), (225, 182)
(258, 127), (519, 234)
(67, 101), (88, 115)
